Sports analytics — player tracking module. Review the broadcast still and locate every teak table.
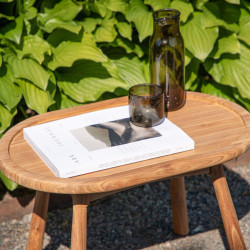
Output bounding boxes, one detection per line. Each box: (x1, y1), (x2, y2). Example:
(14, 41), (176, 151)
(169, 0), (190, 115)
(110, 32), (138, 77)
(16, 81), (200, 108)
(0, 92), (249, 250)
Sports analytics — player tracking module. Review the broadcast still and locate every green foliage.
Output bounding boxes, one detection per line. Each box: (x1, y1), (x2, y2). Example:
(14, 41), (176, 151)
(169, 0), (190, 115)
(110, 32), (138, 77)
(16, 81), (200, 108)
(0, 0), (249, 189)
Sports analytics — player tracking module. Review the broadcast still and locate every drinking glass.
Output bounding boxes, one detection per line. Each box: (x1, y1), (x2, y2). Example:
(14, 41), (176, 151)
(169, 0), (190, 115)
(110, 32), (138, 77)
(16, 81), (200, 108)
(128, 84), (165, 127)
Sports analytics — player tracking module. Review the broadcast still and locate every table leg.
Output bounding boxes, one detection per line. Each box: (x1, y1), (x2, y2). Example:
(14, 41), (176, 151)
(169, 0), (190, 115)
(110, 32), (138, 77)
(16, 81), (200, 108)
(71, 194), (90, 250)
(27, 191), (50, 250)
(170, 176), (189, 235)
(210, 165), (246, 250)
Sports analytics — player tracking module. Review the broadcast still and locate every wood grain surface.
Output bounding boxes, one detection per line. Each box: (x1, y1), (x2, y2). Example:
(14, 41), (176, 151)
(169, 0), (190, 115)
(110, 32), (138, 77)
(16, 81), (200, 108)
(0, 92), (250, 194)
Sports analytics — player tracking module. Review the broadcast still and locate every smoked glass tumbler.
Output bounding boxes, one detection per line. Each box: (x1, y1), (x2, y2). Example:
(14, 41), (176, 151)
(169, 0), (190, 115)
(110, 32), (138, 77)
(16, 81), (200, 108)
(129, 84), (165, 128)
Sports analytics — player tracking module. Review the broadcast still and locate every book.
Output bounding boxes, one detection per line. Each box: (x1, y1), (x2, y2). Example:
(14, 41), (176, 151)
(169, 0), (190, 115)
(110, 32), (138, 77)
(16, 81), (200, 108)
(23, 105), (195, 178)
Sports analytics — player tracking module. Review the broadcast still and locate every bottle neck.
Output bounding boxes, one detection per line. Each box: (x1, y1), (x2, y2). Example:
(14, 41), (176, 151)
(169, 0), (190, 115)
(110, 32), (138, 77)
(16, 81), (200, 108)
(153, 20), (180, 36)
(153, 9), (181, 36)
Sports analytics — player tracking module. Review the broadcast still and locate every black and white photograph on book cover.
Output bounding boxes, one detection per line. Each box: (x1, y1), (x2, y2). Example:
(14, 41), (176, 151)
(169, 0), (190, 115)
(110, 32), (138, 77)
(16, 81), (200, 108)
(71, 118), (162, 151)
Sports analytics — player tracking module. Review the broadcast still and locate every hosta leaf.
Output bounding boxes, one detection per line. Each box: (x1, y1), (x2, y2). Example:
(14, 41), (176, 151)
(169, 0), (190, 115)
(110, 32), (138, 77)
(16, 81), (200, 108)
(90, 0), (107, 17)
(144, 0), (170, 10)
(242, 0), (250, 11)
(205, 42), (250, 99)
(238, 14), (250, 46)
(126, 0), (153, 42)
(233, 89), (250, 112)
(47, 29), (82, 47)
(185, 49), (193, 66)
(201, 80), (235, 102)
(194, 0), (209, 10)
(16, 35), (51, 64)
(94, 18), (117, 42)
(213, 34), (240, 59)
(81, 17), (102, 33)
(21, 6), (37, 20)
(57, 60), (127, 103)
(0, 171), (18, 191)
(170, 0), (194, 23)
(51, 91), (82, 110)
(0, 16), (23, 44)
(201, 2), (240, 32)
(181, 12), (218, 61)
(224, 0), (240, 4)
(16, 76), (56, 114)
(104, 0), (129, 14)
(46, 32), (108, 71)
(0, 103), (17, 134)
(185, 58), (200, 90)
(109, 37), (144, 57)
(5, 49), (51, 91)
(41, 18), (82, 34)
(111, 56), (148, 86)
(0, 64), (22, 111)
(115, 21), (132, 41)
(38, 0), (82, 24)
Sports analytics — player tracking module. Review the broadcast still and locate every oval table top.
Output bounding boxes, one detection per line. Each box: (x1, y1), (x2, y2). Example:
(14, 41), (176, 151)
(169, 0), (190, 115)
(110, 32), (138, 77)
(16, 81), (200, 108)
(0, 92), (250, 194)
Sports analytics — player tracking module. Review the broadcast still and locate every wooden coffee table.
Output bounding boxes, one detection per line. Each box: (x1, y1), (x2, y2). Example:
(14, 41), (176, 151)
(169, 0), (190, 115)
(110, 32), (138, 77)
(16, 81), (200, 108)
(0, 92), (249, 250)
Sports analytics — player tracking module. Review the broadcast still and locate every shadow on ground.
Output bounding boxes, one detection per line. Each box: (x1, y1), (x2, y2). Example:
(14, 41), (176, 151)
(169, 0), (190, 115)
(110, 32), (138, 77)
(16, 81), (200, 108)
(43, 166), (249, 250)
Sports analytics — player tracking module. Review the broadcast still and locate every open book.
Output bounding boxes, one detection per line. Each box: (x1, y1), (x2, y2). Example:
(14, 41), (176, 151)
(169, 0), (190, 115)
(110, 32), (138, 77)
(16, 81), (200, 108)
(23, 105), (195, 178)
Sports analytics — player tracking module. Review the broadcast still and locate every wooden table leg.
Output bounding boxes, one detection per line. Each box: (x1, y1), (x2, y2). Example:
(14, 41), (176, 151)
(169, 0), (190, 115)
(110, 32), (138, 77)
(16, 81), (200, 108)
(27, 191), (50, 250)
(71, 194), (90, 250)
(170, 176), (189, 235)
(210, 165), (246, 250)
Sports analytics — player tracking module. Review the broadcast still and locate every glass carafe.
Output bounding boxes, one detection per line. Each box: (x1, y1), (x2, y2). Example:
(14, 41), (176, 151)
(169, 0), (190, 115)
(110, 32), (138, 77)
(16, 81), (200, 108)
(149, 9), (185, 112)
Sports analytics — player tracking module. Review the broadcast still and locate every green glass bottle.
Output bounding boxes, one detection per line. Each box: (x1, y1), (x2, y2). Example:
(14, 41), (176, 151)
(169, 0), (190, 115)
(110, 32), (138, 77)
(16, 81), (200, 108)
(149, 9), (185, 112)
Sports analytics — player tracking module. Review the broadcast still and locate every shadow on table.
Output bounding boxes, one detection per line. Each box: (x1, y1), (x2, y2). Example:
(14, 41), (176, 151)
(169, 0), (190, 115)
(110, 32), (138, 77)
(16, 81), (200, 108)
(43, 166), (249, 250)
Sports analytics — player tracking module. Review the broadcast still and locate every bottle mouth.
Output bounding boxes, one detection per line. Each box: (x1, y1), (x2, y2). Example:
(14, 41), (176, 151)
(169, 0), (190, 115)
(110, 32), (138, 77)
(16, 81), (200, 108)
(153, 8), (180, 21)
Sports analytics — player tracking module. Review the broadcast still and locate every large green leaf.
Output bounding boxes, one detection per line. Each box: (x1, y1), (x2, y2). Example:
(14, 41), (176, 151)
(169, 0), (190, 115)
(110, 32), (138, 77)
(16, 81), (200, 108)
(46, 29), (82, 47)
(41, 18), (82, 34)
(0, 171), (18, 191)
(38, 0), (82, 25)
(81, 17), (102, 33)
(213, 34), (240, 59)
(104, 0), (128, 14)
(144, 0), (170, 10)
(233, 88), (250, 112)
(205, 42), (250, 99)
(5, 49), (51, 90)
(57, 60), (127, 103)
(181, 12), (218, 61)
(224, 0), (240, 4)
(109, 37), (144, 57)
(94, 18), (117, 42)
(125, 0), (153, 42)
(16, 75), (56, 114)
(111, 56), (148, 86)
(90, 0), (107, 17)
(170, 0), (194, 23)
(185, 58), (200, 90)
(46, 32), (108, 70)
(201, 80), (235, 102)
(51, 91), (82, 110)
(201, 2), (240, 32)
(0, 103), (16, 134)
(16, 35), (51, 64)
(0, 64), (22, 111)
(238, 12), (250, 46)
(0, 16), (23, 44)
(115, 21), (133, 41)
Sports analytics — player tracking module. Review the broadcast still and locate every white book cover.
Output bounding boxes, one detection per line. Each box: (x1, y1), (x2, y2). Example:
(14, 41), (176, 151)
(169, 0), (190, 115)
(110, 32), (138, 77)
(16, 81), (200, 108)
(23, 105), (195, 178)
